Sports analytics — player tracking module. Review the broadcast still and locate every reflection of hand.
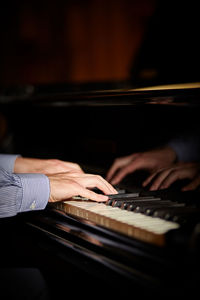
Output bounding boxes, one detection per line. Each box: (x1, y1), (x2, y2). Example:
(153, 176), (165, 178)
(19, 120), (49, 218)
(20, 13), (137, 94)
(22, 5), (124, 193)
(106, 147), (176, 185)
(48, 172), (117, 203)
(14, 157), (83, 174)
(143, 162), (200, 191)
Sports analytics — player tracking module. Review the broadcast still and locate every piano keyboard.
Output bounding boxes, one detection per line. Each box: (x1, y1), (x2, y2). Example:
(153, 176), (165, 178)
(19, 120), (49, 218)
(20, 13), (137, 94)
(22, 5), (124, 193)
(54, 199), (180, 246)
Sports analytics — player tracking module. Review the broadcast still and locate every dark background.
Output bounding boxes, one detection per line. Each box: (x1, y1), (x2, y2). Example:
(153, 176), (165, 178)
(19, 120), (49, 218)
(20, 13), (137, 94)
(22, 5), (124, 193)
(0, 0), (200, 174)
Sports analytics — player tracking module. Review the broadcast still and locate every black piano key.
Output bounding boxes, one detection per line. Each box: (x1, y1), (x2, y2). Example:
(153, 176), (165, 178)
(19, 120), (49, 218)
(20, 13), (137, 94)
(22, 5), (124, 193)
(106, 199), (115, 206)
(126, 200), (171, 212)
(164, 206), (200, 223)
(115, 188), (126, 194)
(145, 202), (185, 216)
(93, 187), (126, 195)
(112, 197), (162, 208)
(134, 200), (175, 213)
(108, 192), (140, 199)
(152, 206), (196, 220)
(139, 188), (186, 201)
(140, 189), (200, 204)
(172, 210), (200, 223)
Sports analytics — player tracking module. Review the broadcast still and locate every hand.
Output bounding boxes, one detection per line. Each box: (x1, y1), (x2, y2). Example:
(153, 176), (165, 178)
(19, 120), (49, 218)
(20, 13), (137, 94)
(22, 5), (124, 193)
(143, 162), (200, 191)
(106, 147), (177, 185)
(48, 172), (118, 203)
(14, 157), (83, 174)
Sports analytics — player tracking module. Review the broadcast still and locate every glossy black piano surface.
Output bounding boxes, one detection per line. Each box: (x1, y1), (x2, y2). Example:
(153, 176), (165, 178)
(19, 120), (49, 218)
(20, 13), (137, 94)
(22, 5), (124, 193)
(1, 189), (200, 298)
(1, 84), (200, 298)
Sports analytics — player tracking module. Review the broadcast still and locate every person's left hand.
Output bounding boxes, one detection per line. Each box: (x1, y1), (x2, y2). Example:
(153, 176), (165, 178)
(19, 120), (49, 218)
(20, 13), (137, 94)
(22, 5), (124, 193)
(14, 157), (84, 174)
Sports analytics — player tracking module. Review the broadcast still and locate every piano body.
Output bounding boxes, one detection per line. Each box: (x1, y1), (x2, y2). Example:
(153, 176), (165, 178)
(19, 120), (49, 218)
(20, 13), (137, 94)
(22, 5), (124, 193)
(1, 83), (200, 298)
(1, 0), (200, 297)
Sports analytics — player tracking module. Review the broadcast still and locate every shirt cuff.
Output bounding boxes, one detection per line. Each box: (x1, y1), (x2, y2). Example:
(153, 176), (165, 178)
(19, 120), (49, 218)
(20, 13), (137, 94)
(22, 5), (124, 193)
(0, 154), (21, 173)
(16, 173), (50, 213)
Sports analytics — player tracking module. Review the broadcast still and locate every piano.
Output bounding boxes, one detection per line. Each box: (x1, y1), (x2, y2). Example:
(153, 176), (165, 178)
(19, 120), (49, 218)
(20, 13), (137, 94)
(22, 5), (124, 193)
(1, 83), (200, 298)
(1, 1), (200, 297)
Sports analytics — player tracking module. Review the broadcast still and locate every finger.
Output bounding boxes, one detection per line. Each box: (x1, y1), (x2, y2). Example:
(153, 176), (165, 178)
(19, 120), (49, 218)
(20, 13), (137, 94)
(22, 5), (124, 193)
(149, 169), (172, 190)
(106, 161), (122, 181)
(182, 176), (200, 191)
(76, 175), (117, 195)
(93, 180), (117, 195)
(78, 187), (109, 202)
(65, 173), (112, 193)
(142, 171), (159, 187)
(110, 159), (147, 185)
(96, 175), (118, 194)
(110, 166), (133, 185)
(159, 169), (190, 190)
(106, 153), (139, 181)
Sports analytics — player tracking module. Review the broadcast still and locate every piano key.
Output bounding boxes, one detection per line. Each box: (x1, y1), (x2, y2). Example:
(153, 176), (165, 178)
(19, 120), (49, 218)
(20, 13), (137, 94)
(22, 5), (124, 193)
(108, 192), (140, 199)
(55, 200), (180, 246)
(152, 206), (196, 220)
(92, 187), (126, 195)
(115, 188), (126, 194)
(106, 199), (114, 206)
(157, 206), (200, 223)
(134, 201), (175, 213)
(126, 200), (172, 212)
(145, 202), (186, 216)
(113, 196), (161, 204)
(113, 197), (162, 208)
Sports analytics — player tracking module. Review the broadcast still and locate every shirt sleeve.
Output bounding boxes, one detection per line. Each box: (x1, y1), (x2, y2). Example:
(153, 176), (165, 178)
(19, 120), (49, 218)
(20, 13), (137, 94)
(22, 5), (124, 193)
(0, 167), (49, 218)
(168, 134), (200, 162)
(0, 154), (20, 173)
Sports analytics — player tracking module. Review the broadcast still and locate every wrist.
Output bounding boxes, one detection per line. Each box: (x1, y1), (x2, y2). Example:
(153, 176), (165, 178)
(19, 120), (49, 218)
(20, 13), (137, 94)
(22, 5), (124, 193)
(14, 157), (34, 173)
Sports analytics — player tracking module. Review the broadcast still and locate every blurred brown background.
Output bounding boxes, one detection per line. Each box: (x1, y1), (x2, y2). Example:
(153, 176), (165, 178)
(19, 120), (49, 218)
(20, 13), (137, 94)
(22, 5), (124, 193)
(0, 0), (156, 86)
(0, 0), (200, 162)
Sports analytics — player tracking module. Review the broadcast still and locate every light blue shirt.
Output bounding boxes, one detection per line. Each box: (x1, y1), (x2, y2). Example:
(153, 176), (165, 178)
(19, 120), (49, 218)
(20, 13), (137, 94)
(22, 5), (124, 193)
(0, 154), (49, 218)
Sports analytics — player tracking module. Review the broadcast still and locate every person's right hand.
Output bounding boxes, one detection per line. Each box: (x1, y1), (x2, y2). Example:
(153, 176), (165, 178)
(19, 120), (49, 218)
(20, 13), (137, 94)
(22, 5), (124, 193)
(48, 172), (118, 203)
(106, 147), (177, 185)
